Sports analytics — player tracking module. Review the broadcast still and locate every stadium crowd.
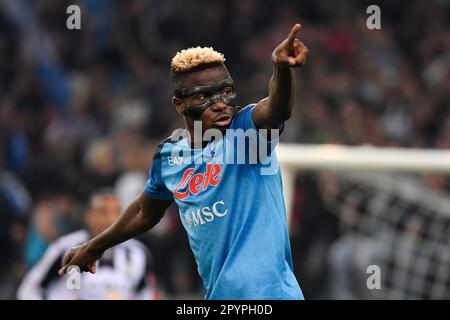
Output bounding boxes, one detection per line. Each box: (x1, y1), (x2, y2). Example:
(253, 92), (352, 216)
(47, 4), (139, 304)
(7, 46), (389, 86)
(0, 0), (449, 299)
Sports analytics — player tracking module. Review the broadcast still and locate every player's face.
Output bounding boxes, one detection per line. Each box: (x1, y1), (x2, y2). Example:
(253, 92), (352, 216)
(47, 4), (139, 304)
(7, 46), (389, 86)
(173, 66), (237, 131)
(85, 196), (121, 236)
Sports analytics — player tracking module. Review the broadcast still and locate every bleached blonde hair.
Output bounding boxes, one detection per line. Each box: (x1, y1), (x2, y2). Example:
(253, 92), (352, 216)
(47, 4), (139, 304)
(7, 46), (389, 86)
(171, 46), (225, 73)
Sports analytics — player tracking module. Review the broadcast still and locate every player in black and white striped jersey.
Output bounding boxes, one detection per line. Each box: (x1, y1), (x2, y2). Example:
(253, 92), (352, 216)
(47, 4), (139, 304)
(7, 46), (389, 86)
(17, 190), (158, 300)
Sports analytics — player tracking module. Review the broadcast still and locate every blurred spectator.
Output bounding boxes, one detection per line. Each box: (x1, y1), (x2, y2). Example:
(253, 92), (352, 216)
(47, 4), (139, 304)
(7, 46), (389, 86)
(23, 193), (80, 268)
(17, 190), (158, 300)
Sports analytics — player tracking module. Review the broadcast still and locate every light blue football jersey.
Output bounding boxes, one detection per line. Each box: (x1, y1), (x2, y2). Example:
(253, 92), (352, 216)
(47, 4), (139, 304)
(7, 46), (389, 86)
(144, 104), (303, 300)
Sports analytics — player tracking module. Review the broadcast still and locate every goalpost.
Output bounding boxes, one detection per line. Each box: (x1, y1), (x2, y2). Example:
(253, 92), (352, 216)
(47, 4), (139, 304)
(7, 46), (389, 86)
(278, 143), (450, 299)
(279, 143), (450, 219)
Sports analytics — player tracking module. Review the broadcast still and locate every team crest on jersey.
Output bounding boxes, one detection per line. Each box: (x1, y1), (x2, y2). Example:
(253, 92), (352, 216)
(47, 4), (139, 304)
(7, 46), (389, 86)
(174, 163), (222, 200)
(168, 156), (184, 166)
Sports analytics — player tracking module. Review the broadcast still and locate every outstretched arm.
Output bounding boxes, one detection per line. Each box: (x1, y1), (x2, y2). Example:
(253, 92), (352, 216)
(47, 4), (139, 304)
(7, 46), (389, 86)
(253, 23), (309, 130)
(58, 193), (172, 275)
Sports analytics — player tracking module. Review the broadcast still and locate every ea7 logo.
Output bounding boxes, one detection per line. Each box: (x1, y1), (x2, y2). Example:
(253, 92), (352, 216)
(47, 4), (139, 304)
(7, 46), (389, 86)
(168, 156), (183, 166)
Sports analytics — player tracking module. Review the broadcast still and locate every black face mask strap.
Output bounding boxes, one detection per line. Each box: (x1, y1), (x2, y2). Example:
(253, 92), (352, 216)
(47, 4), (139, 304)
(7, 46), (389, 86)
(182, 93), (237, 119)
(177, 78), (237, 119)
(182, 105), (207, 119)
(175, 78), (235, 99)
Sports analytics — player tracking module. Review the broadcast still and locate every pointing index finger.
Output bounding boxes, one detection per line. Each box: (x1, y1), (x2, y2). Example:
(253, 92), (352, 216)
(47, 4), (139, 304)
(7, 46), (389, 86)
(287, 23), (302, 43)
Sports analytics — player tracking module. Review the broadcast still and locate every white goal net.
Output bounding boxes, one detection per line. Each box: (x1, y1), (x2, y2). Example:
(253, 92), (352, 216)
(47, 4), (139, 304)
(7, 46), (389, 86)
(279, 143), (450, 299)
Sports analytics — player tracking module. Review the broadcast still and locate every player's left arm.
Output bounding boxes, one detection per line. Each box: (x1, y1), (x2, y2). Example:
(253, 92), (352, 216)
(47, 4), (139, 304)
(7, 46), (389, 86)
(252, 23), (308, 130)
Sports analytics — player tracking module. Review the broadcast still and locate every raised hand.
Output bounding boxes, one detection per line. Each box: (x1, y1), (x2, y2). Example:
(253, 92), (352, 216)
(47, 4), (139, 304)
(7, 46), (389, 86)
(272, 23), (309, 68)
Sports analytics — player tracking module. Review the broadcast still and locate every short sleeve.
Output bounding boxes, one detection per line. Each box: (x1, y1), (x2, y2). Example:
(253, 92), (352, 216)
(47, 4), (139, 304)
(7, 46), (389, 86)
(143, 156), (173, 201)
(231, 104), (283, 158)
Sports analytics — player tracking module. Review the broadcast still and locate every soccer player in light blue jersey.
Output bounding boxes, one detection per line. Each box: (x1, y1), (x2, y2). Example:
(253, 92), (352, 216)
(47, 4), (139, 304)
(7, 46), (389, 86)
(59, 23), (309, 300)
